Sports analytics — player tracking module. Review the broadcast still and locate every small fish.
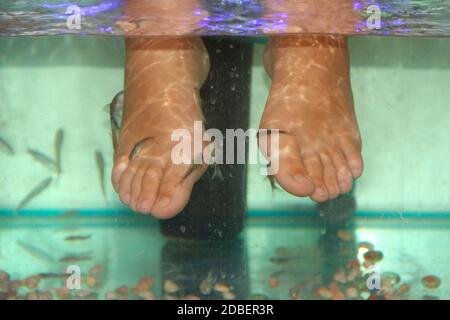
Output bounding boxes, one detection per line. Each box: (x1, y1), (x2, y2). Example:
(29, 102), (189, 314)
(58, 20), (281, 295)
(267, 174), (277, 191)
(54, 128), (64, 175)
(265, 161), (278, 191)
(0, 136), (14, 155)
(16, 177), (53, 212)
(129, 137), (153, 161)
(182, 163), (203, 182)
(59, 255), (92, 263)
(17, 240), (54, 263)
(199, 269), (217, 295)
(27, 148), (58, 172)
(58, 209), (80, 218)
(108, 91), (124, 150)
(211, 164), (223, 181)
(95, 151), (108, 205)
(181, 152), (205, 182)
(64, 234), (92, 242)
(203, 141), (223, 181)
(269, 256), (302, 264)
(38, 273), (68, 279)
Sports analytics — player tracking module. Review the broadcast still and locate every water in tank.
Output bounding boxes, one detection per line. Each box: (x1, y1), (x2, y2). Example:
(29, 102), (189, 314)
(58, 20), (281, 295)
(0, 0), (449, 300)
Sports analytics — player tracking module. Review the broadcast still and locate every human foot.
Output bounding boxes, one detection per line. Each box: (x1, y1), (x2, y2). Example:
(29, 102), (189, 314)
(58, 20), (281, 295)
(259, 35), (363, 202)
(112, 37), (210, 219)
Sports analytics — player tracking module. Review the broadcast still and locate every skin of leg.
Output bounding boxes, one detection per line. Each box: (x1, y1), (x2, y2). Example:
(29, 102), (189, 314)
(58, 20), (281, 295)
(260, 35), (363, 202)
(261, 0), (361, 34)
(112, 36), (210, 219)
(117, 0), (208, 35)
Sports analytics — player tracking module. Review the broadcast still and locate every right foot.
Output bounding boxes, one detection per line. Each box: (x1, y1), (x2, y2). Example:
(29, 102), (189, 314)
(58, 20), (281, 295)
(112, 37), (210, 219)
(261, 0), (360, 35)
(259, 35), (363, 202)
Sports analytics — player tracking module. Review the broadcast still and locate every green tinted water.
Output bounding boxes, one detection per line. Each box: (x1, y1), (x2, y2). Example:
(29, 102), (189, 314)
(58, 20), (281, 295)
(1, 35), (450, 299)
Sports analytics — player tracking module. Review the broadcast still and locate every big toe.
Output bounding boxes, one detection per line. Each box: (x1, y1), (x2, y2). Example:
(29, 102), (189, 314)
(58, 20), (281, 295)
(112, 155), (129, 192)
(262, 134), (315, 197)
(148, 164), (207, 219)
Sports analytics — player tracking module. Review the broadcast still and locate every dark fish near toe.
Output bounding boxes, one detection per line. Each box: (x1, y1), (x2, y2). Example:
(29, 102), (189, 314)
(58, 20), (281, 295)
(109, 91), (124, 151)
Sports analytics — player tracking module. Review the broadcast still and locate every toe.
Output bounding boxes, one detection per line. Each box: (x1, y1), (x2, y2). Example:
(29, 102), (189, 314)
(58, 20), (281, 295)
(118, 165), (136, 205)
(264, 134), (315, 197)
(136, 167), (164, 214)
(303, 153), (329, 202)
(340, 140), (364, 178)
(129, 163), (147, 212)
(112, 133), (145, 191)
(332, 151), (353, 193)
(150, 164), (207, 219)
(320, 152), (340, 200)
(275, 159), (315, 197)
(112, 156), (129, 192)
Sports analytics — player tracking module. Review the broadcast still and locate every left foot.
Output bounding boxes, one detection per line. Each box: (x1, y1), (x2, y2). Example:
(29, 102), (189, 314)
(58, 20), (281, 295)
(259, 35), (363, 202)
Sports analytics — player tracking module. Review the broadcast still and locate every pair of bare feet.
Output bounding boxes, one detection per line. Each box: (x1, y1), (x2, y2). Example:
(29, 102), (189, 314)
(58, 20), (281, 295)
(111, 35), (363, 219)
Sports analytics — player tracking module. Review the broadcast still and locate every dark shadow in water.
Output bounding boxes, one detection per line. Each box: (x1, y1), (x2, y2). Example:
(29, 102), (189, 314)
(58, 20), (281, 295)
(160, 37), (253, 241)
(316, 194), (357, 283)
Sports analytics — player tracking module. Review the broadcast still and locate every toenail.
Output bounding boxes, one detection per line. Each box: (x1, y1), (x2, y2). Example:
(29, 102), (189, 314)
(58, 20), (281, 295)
(339, 175), (351, 185)
(350, 166), (362, 177)
(115, 162), (128, 172)
(155, 196), (170, 208)
(141, 201), (150, 212)
(294, 174), (312, 185)
(123, 193), (131, 204)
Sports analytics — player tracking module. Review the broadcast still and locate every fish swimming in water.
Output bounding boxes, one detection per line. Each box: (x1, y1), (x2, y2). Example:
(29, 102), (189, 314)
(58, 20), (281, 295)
(38, 272), (68, 279)
(59, 255), (92, 263)
(266, 174), (278, 191)
(107, 91), (223, 183)
(54, 128), (64, 175)
(199, 269), (217, 295)
(129, 137), (153, 161)
(108, 91), (124, 151)
(64, 234), (92, 242)
(58, 209), (80, 218)
(17, 240), (55, 263)
(27, 148), (58, 173)
(95, 151), (108, 205)
(0, 136), (14, 155)
(16, 177), (53, 212)
(181, 144), (223, 182)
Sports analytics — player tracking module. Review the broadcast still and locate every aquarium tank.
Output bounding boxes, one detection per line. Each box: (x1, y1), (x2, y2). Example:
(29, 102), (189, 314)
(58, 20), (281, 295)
(0, 0), (449, 302)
